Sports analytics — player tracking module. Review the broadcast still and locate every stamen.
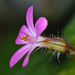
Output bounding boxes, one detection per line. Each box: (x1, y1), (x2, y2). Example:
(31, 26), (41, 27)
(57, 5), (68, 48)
(21, 36), (24, 40)
(21, 35), (29, 42)
(24, 38), (28, 41)
(26, 35), (28, 37)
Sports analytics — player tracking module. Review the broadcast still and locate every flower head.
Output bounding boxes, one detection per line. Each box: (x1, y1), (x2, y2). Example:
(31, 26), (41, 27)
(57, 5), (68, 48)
(9, 5), (48, 68)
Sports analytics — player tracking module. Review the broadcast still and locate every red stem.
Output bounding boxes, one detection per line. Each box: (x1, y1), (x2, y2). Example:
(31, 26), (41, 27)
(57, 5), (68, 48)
(68, 46), (75, 50)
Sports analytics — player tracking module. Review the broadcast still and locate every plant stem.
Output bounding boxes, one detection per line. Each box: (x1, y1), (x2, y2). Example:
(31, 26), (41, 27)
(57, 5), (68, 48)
(68, 46), (75, 50)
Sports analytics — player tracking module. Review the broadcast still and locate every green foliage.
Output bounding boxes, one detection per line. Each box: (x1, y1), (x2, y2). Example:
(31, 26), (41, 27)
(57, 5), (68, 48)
(57, 68), (75, 75)
(57, 15), (75, 75)
(62, 15), (75, 45)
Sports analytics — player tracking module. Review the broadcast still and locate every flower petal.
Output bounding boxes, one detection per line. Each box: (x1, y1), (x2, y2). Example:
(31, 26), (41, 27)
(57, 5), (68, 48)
(35, 17), (48, 38)
(26, 5), (36, 37)
(15, 25), (32, 45)
(9, 43), (31, 68)
(22, 42), (36, 67)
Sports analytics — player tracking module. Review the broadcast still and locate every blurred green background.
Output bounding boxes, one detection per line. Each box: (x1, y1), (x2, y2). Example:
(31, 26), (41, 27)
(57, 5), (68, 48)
(0, 0), (75, 75)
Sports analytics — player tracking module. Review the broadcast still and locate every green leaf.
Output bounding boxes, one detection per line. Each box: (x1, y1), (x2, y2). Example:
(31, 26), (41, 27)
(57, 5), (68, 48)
(62, 15), (75, 45)
(57, 68), (75, 75)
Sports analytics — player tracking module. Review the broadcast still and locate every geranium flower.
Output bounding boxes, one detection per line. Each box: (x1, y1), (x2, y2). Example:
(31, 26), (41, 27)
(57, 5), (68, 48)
(10, 5), (48, 68)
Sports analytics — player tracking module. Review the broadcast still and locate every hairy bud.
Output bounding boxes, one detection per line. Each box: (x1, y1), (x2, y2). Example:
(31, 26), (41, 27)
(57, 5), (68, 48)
(42, 37), (68, 52)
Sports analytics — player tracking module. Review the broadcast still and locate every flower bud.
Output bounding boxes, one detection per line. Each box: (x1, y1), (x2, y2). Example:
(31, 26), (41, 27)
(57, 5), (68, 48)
(42, 37), (68, 52)
(70, 51), (75, 56)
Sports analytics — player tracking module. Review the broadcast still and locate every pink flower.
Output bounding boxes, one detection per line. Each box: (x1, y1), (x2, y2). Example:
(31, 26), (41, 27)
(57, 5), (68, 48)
(9, 5), (48, 68)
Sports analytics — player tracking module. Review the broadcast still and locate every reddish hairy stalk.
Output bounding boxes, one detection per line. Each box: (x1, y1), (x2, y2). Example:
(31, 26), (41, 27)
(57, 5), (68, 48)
(68, 46), (75, 50)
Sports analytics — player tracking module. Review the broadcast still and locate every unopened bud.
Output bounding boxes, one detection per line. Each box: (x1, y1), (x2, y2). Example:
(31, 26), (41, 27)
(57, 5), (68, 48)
(70, 51), (75, 56)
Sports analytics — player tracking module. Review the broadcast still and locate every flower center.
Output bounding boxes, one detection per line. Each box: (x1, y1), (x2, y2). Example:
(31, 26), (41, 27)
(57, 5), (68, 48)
(21, 35), (35, 42)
